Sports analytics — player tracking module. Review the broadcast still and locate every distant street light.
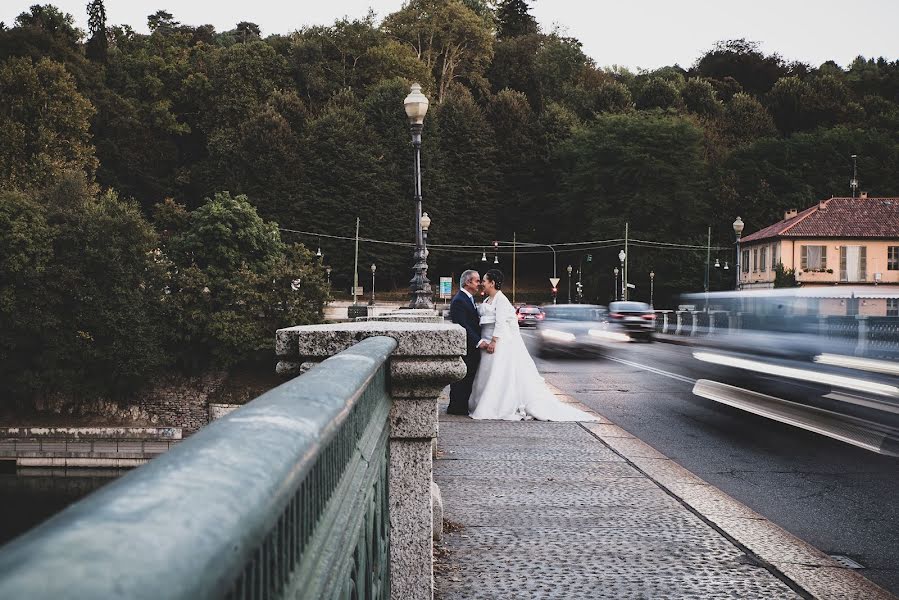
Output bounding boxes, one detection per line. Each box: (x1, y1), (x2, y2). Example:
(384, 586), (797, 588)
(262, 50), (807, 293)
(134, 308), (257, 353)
(618, 250), (626, 301)
(493, 240), (499, 264)
(614, 267), (620, 302)
(369, 263), (377, 305)
(325, 265), (332, 303)
(733, 216), (744, 291)
(404, 83), (433, 309)
(567, 264), (573, 303)
(650, 270), (655, 307)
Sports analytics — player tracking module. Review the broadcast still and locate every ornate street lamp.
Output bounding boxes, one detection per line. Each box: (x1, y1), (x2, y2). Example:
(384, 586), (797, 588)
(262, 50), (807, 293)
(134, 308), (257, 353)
(369, 264), (377, 305)
(567, 264), (573, 303)
(733, 216), (744, 291)
(618, 250), (626, 301)
(404, 83), (433, 309)
(421, 212), (431, 247)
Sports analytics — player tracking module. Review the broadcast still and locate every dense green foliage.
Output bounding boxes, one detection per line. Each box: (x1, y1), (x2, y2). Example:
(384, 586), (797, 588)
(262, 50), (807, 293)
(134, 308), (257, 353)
(2, 0), (899, 403)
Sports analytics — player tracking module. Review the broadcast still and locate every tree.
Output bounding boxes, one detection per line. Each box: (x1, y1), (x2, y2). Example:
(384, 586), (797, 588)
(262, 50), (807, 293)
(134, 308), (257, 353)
(555, 113), (712, 290)
(487, 33), (542, 102)
(383, 0), (494, 102)
(0, 57), (97, 191)
(496, 0), (538, 39)
(533, 33), (592, 108)
(85, 0), (107, 62)
(718, 92), (777, 146)
(635, 77), (681, 111)
(488, 89), (539, 236)
(0, 189), (52, 406)
(593, 80), (633, 113)
(1, 173), (168, 404)
(147, 10), (179, 33)
(162, 193), (326, 368)
(681, 77), (722, 117)
(14, 5), (82, 45)
(694, 39), (788, 96)
(774, 262), (797, 287)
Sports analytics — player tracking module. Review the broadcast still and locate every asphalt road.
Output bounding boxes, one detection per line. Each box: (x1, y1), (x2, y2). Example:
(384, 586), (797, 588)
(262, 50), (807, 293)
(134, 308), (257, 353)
(520, 330), (899, 595)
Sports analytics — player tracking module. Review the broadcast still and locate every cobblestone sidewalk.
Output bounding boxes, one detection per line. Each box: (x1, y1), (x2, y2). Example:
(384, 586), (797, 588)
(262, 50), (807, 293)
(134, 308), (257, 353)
(434, 389), (893, 599)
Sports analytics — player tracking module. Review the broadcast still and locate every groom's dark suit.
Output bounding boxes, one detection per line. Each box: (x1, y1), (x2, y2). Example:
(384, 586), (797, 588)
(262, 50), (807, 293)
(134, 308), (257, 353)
(448, 289), (482, 415)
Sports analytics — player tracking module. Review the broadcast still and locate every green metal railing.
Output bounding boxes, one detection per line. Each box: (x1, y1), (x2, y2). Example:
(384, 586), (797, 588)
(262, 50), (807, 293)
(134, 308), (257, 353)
(0, 336), (397, 600)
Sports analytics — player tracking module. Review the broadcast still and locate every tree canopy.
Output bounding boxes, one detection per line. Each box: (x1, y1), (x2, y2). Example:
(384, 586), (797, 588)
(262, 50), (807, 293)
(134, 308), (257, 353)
(2, 2), (899, 404)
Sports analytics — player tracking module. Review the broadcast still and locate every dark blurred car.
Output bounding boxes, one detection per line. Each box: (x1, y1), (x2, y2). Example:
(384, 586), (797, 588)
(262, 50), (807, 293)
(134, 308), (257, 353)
(516, 305), (545, 328)
(535, 304), (627, 357)
(608, 301), (655, 342)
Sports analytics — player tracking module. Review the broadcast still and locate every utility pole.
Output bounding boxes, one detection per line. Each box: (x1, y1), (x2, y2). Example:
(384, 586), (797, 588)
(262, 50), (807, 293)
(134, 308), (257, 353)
(353, 217), (360, 306)
(624, 222), (629, 301)
(705, 226), (711, 312)
(512, 232), (516, 304)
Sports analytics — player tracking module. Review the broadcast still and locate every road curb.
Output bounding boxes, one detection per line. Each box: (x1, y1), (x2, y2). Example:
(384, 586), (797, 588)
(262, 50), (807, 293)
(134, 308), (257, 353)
(544, 383), (897, 600)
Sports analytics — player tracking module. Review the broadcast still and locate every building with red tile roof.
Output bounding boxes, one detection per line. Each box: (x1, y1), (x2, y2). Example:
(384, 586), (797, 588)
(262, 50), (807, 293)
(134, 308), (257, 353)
(737, 194), (899, 315)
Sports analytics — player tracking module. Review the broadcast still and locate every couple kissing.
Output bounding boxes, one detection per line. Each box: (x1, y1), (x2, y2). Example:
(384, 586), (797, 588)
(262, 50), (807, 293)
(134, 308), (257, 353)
(447, 269), (597, 422)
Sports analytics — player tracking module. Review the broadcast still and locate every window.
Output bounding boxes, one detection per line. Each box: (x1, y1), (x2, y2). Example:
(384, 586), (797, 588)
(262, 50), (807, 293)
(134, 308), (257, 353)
(771, 244), (778, 270)
(889, 246), (899, 271)
(752, 248), (758, 272)
(741, 249), (749, 273)
(839, 246), (867, 282)
(800, 245), (827, 271)
(760, 247), (768, 273)
(888, 298), (899, 317)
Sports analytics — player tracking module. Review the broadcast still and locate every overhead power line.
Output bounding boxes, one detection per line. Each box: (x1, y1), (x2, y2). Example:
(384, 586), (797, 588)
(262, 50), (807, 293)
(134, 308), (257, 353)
(278, 228), (730, 254)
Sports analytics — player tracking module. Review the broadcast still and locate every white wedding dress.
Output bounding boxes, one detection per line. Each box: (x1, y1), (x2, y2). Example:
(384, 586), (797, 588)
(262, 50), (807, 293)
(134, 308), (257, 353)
(469, 291), (598, 421)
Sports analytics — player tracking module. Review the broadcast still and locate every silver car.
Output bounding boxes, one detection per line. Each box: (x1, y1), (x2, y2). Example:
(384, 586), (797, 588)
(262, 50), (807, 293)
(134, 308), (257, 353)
(535, 304), (628, 357)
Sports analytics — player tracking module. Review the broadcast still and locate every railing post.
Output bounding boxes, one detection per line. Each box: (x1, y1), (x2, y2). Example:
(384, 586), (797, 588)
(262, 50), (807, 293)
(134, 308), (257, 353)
(856, 315), (868, 356)
(276, 318), (466, 600)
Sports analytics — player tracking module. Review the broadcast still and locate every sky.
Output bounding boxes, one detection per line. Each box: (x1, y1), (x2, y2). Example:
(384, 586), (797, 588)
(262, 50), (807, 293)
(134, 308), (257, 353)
(2, 0), (898, 70)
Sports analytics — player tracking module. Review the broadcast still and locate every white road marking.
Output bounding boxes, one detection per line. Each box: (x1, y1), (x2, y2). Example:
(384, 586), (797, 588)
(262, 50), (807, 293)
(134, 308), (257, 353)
(605, 356), (697, 385)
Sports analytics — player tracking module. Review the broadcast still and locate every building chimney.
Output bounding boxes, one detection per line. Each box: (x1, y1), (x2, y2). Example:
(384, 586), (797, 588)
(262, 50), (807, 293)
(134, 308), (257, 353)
(860, 191), (868, 198)
(818, 199), (827, 210)
(784, 208), (798, 220)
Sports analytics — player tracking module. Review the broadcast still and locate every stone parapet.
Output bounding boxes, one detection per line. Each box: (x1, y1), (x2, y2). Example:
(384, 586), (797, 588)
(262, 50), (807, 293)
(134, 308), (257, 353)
(275, 318), (466, 600)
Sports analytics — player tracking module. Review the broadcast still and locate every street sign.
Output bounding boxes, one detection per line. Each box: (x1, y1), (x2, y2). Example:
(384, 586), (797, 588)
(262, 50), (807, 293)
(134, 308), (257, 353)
(626, 283), (635, 289)
(549, 277), (560, 287)
(586, 255), (592, 262)
(439, 277), (452, 299)
(353, 286), (364, 295)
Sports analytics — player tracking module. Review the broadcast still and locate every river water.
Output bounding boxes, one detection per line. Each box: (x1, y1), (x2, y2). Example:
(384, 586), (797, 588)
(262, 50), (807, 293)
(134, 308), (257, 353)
(0, 465), (126, 546)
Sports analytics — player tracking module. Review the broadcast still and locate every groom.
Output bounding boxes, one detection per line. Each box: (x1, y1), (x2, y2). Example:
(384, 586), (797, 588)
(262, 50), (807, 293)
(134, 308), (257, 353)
(448, 270), (489, 415)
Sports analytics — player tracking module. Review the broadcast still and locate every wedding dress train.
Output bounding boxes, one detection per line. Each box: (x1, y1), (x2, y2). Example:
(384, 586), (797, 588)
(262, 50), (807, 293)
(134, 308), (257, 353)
(469, 291), (598, 421)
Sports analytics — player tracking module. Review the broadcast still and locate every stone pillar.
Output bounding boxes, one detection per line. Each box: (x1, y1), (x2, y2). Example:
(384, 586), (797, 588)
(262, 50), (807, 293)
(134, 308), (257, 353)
(276, 320), (465, 600)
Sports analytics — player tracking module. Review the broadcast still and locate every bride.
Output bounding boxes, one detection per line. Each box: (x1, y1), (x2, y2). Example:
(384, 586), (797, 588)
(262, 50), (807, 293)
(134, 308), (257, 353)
(469, 269), (598, 421)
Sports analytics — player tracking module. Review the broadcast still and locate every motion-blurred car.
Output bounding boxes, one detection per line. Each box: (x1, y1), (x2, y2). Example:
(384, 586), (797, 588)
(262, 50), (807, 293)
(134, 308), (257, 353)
(608, 301), (655, 342)
(679, 287), (899, 455)
(535, 304), (628, 357)
(516, 305), (545, 328)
